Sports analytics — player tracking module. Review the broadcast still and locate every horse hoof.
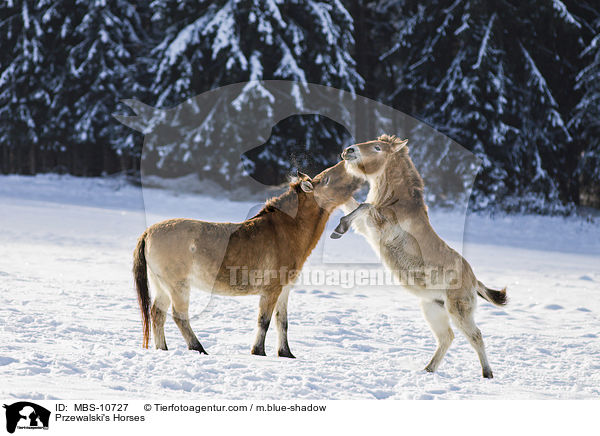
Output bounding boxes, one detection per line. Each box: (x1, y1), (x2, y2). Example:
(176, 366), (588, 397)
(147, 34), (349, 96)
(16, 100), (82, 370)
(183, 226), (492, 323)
(191, 345), (208, 355)
(330, 232), (342, 239)
(483, 371), (494, 379)
(251, 348), (266, 356)
(334, 223), (348, 234)
(278, 350), (296, 359)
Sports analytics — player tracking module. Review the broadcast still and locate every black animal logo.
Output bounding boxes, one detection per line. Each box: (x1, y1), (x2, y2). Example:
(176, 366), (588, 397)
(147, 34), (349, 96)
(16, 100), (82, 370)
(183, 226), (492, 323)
(3, 402), (50, 434)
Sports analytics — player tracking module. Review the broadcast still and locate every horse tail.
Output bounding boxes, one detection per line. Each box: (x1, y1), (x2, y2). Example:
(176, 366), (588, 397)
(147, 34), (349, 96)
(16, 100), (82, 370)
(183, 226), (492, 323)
(133, 231), (151, 349)
(477, 281), (508, 307)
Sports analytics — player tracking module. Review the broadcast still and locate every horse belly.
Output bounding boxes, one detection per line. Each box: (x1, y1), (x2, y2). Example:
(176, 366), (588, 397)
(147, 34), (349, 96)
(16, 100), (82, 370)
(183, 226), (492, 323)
(189, 260), (263, 297)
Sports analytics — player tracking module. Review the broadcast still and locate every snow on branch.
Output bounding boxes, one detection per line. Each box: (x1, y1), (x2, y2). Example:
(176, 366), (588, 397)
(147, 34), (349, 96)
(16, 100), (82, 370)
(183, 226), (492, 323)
(274, 37), (307, 83)
(264, 0), (286, 28)
(520, 43), (572, 140)
(204, 0), (247, 70)
(307, 0), (338, 45)
(581, 33), (600, 58)
(520, 42), (558, 107)
(473, 13), (496, 70)
(165, 20), (200, 66)
(552, 0), (581, 29)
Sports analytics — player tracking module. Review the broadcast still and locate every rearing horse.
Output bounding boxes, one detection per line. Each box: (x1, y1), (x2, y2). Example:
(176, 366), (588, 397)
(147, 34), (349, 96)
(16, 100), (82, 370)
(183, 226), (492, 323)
(331, 135), (507, 378)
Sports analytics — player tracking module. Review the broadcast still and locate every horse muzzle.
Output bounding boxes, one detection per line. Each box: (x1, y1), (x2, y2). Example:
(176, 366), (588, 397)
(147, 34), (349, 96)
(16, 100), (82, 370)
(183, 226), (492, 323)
(341, 147), (358, 161)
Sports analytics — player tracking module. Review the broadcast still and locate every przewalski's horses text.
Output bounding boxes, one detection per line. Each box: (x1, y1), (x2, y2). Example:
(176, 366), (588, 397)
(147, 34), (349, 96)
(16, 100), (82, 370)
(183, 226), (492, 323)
(331, 135), (507, 378)
(133, 161), (360, 358)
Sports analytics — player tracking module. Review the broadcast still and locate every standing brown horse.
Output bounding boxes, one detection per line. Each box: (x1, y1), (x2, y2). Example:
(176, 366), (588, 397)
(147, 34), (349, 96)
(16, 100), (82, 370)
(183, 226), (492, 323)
(331, 135), (507, 378)
(133, 161), (360, 357)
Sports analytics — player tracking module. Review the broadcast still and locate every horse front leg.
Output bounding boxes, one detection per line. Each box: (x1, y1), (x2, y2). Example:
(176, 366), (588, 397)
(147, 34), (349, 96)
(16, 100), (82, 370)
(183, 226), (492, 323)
(330, 202), (374, 239)
(251, 292), (279, 356)
(339, 197), (360, 215)
(275, 286), (295, 358)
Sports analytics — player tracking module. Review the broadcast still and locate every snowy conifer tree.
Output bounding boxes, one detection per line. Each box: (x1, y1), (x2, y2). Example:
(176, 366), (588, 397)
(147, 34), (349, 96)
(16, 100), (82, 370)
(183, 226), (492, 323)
(0, 0), (51, 173)
(571, 21), (600, 208)
(377, 0), (582, 212)
(62, 0), (149, 175)
(148, 0), (363, 186)
(0, 0), (152, 175)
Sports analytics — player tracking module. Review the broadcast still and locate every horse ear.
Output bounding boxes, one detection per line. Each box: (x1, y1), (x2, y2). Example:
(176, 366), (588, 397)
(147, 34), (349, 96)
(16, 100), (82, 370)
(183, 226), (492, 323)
(393, 139), (409, 152)
(300, 180), (314, 193)
(296, 170), (311, 181)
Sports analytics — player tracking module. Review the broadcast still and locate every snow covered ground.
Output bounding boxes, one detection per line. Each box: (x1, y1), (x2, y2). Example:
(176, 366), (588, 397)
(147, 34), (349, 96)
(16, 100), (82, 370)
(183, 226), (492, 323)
(0, 174), (599, 400)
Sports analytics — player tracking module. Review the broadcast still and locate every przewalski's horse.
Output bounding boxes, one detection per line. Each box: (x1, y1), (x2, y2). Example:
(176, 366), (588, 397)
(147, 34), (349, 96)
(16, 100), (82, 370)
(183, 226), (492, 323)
(330, 135), (507, 378)
(133, 161), (360, 358)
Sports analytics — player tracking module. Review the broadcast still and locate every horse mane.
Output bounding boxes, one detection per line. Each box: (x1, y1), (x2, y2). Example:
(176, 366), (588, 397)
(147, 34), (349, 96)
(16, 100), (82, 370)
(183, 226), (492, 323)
(377, 134), (406, 150)
(376, 135), (426, 211)
(251, 181), (304, 219)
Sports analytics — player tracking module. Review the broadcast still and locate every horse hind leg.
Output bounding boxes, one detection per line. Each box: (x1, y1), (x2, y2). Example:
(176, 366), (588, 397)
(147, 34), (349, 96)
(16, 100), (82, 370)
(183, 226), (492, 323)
(447, 296), (493, 379)
(148, 271), (170, 350)
(421, 299), (454, 373)
(171, 281), (208, 354)
(151, 298), (169, 350)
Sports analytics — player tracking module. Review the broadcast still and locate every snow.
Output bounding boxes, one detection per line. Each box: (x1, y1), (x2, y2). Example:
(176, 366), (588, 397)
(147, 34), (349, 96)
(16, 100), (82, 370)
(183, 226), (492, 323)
(0, 174), (599, 400)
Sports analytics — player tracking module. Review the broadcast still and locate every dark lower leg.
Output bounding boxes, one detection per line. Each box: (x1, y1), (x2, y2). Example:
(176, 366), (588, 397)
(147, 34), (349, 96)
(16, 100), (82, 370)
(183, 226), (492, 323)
(276, 317), (295, 358)
(172, 309), (207, 354)
(251, 314), (270, 356)
(252, 295), (277, 356)
(331, 203), (374, 238)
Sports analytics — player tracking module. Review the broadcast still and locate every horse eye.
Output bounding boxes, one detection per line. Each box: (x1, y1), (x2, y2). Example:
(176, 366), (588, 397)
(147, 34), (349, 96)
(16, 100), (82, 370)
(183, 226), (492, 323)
(374, 145), (381, 151)
(323, 176), (330, 185)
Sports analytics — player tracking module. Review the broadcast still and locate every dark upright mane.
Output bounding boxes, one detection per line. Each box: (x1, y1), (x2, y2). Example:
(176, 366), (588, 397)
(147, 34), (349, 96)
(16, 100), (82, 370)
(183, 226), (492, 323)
(251, 181), (307, 219)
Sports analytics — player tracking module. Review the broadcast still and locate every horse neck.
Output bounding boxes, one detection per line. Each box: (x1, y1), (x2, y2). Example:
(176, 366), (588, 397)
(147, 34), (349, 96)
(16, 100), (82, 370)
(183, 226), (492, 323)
(293, 197), (330, 257)
(368, 155), (426, 215)
(367, 167), (404, 206)
(262, 187), (329, 258)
